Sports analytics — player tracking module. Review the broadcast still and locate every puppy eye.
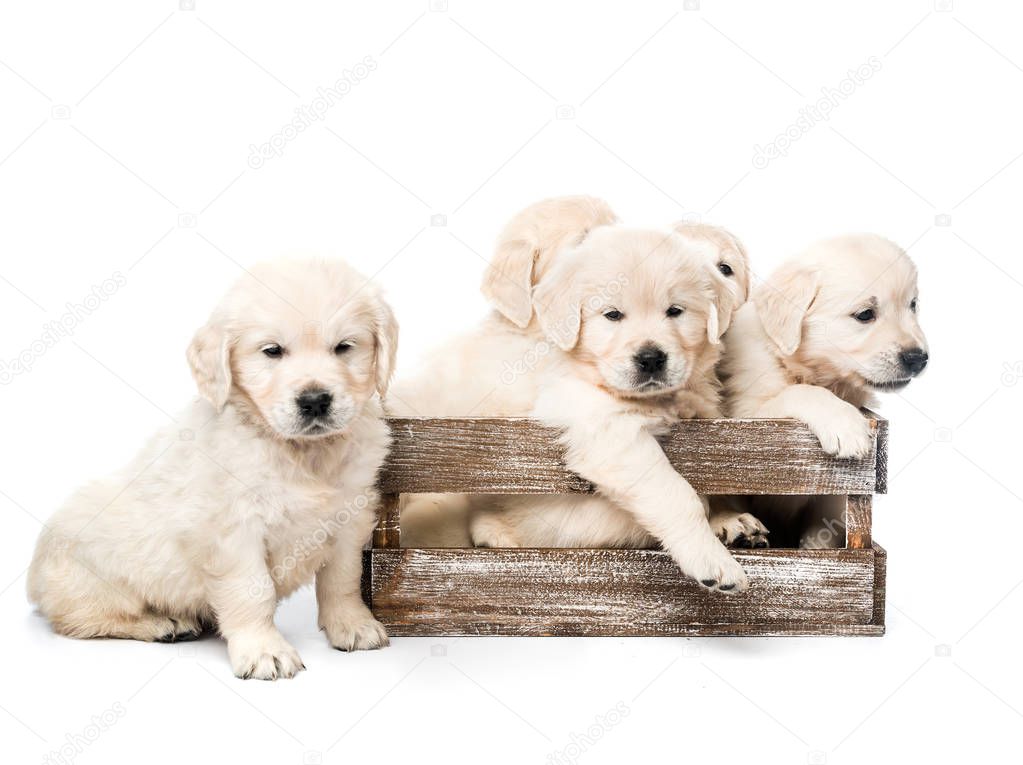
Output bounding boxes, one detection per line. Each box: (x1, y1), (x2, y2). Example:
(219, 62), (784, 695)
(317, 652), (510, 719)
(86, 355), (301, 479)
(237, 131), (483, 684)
(603, 309), (624, 322)
(718, 262), (734, 277)
(853, 309), (876, 323)
(334, 341), (352, 355)
(261, 344), (284, 358)
(666, 305), (684, 318)
(910, 298), (918, 313)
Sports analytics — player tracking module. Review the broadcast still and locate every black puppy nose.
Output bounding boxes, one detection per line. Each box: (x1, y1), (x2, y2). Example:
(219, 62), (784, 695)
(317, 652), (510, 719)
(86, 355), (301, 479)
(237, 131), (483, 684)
(297, 390), (332, 419)
(634, 345), (668, 375)
(899, 348), (929, 376)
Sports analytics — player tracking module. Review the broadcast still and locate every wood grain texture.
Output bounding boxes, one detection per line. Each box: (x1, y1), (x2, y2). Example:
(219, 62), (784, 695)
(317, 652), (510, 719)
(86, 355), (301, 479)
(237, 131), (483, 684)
(365, 547), (878, 637)
(381, 416), (882, 496)
(871, 542), (887, 632)
(372, 494), (401, 549)
(845, 495), (873, 550)
(865, 410), (889, 495)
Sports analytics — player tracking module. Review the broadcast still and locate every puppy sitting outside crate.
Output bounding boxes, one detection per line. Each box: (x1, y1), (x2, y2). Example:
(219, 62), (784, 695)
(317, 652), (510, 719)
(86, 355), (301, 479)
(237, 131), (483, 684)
(720, 234), (929, 547)
(28, 258), (397, 679)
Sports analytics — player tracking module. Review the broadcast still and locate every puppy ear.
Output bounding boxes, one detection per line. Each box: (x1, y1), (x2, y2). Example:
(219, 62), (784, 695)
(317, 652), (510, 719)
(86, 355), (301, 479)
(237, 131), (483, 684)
(187, 319), (232, 411)
(705, 300), (722, 345)
(674, 222), (751, 333)
(482, 196), (617, 328)
(753, 264), (819, 356)
(371, 297), (399, 397)
(532, 262), (582, 351)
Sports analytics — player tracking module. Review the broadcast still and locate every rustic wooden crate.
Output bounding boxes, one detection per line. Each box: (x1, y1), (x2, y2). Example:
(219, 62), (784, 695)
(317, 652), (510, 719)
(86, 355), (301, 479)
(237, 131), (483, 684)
(364, 412), (889, 637)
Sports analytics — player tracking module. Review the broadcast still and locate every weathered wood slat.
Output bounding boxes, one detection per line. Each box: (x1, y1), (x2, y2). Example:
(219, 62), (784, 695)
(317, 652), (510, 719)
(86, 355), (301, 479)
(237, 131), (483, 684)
(365, 547), (877, 637)
(381, 416), (880, 495)
(871, 542), (887, 631)
(846, 495), (873, 549)
(872, 413), (890, 495)
(372, 494), (401, 549)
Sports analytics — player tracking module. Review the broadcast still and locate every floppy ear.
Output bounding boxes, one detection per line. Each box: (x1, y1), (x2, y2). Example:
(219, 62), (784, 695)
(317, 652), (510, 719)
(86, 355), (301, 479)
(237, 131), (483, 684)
(674, 222), (751, 333)
(482, 196), (617, 328)
(531, 262), (582, 351)
(187, 319), (232, 411)
(705, 299), (722, 345)
(371, 297), (399, 397)
(753, 264), (819, 356)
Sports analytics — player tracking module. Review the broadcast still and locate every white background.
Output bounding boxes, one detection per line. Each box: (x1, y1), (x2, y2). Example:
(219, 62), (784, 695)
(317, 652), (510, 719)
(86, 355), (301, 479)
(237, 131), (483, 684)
(2, 1), (1021, 763)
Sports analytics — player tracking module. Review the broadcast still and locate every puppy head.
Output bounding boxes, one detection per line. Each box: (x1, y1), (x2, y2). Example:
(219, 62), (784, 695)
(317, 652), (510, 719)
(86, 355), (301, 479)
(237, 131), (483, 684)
(673, 222), (751, 332)
(187, 258), (398, 439)
(754, 234), (928, 392)
(481, 195), (618, 327)
(532, 227), (721, 398)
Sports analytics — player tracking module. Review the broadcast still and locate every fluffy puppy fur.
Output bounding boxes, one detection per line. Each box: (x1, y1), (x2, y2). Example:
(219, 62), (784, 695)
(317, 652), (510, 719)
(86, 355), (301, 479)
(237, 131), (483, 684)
(468, 226), (757, 591)
(28, 258), (397, 679)
(390, 198), (759, 555)
(391, 195), (759, 590)
(721, 234), (928, 547)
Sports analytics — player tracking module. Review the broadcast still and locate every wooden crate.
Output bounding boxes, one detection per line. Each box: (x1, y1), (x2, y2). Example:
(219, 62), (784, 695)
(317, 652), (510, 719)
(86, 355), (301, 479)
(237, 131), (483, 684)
(363, 413), (889, 637)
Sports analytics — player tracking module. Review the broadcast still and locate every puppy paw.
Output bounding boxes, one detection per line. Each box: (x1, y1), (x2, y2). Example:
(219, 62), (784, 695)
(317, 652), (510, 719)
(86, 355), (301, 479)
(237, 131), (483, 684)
(709, 510), (769, 549)
(320, 602), (389, 652)
(154, 616), (205, 643)
(677, 538), (750, 594)
(809, 406), (873, 459)
(228, 631), (304, 681)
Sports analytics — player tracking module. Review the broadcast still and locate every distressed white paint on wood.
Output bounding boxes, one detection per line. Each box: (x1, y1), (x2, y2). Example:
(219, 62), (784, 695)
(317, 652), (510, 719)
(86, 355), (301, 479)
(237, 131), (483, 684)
(365, 547), (878, 636)
(381, 416), (882, 495)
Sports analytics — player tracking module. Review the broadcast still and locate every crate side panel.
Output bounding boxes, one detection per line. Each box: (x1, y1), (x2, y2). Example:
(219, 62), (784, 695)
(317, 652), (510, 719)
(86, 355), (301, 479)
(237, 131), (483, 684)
(369, 548), (875, 636)
(381, 418), (878, 495)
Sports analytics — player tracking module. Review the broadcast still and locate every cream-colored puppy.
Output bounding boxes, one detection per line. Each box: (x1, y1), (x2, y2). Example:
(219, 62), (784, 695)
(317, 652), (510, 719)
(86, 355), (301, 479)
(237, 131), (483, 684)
(28, 258), (397, 679)
(468, 226), (755, 591)
(391, 197), (760, 554)
(721, 234), (928, 547)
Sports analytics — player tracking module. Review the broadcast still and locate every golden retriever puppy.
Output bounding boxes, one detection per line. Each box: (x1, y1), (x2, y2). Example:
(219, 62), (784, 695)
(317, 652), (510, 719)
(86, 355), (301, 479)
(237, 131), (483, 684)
(720, 234), (928, 547)
(464, 226), (758, 591)
(28, 258), (397, 679)
(391, 198), (759, 558)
